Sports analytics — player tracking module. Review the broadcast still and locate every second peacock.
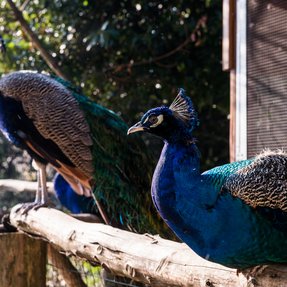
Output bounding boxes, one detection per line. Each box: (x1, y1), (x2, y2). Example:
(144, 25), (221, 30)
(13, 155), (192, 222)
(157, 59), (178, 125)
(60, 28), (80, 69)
(0, 71), (173, 238)
(128, 89), (287, 269)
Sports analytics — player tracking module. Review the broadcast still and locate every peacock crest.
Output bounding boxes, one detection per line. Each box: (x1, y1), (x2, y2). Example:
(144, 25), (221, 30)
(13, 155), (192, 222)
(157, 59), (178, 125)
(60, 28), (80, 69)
(169, 88), (199, 132)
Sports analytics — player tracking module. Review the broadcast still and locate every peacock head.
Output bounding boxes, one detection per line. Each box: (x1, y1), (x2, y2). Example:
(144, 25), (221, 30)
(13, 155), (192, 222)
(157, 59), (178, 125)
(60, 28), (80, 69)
(128, 89), (199, 144)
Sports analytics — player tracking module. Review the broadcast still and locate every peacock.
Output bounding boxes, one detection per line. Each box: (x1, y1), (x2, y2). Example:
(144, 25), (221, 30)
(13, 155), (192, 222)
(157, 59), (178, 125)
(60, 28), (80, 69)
(128, 88), (287, 269)
(0, 71), (174, 238)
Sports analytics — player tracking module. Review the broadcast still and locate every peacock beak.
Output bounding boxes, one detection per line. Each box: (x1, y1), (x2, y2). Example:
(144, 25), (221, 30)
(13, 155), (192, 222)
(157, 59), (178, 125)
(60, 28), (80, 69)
(127, 122), (146, 135)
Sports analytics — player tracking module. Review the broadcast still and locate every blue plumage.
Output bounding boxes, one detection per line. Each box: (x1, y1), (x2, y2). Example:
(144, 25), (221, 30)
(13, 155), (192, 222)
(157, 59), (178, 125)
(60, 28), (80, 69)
(128, 89), (287, 269)
(54, 173), (96, 214)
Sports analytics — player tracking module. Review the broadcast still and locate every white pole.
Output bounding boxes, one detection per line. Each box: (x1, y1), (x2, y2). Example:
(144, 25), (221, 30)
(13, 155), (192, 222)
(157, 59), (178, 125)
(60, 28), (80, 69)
(235, 0), (247, 160)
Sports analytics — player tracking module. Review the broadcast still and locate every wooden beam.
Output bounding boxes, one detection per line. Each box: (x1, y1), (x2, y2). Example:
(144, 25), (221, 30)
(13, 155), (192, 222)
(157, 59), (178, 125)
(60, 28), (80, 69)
(0, 179), (58, 213)
(0, 179), (53, 195)
(10, 205), (287, 286)
(0, 232), (47, 287)
(222, 0), (236, 71)
(223, 0), (237, 161)
(3, 184), (287, 286)
(0, 179), (102, 223)
(9, 205), (254, 286)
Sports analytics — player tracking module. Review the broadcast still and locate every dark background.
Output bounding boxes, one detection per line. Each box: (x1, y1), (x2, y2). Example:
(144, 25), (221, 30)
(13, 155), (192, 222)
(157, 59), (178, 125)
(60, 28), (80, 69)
(0, 0), (229, 179)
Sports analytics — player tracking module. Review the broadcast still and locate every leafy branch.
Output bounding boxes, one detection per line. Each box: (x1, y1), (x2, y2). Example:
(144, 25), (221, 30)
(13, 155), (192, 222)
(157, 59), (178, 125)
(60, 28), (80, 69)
(109, 15), (207, 74)
(6, 0), (70, 80)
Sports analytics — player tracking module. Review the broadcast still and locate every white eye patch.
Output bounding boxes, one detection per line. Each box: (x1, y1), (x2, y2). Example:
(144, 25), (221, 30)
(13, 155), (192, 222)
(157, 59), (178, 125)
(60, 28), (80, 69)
(150, 114), (164, 128)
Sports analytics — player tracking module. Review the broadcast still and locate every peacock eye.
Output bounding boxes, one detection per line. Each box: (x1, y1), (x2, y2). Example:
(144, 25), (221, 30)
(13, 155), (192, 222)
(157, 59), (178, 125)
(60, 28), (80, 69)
(149, 115), (158, 124)
(148, 114), (164, 128)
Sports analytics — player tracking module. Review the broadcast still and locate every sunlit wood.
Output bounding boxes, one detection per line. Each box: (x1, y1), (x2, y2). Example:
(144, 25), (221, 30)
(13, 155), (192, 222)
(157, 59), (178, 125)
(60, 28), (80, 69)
(10, 205), (287, 287)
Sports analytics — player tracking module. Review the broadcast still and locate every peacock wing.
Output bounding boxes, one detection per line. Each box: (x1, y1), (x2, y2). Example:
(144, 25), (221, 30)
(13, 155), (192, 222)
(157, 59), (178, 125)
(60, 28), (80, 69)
(223, 150), (287, 212)
(63, 87), (172, 235)
(202, 158), (253, 189)
(0, 72), (94, 191)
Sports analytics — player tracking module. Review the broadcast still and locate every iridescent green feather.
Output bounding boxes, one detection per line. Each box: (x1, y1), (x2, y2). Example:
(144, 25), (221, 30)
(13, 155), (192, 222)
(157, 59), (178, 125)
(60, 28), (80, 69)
(54, 76), (175, 238)
(202, 159), (253, 188)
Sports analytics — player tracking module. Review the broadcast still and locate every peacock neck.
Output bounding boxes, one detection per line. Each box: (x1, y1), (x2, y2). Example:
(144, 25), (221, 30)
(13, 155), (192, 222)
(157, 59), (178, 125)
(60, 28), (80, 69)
(151, 141), (201, 218)
(151, 140), (227, 259)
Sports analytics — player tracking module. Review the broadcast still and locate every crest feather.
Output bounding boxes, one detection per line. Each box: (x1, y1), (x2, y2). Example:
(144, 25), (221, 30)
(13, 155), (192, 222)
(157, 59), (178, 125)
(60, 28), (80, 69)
(169, 88), (199, 130)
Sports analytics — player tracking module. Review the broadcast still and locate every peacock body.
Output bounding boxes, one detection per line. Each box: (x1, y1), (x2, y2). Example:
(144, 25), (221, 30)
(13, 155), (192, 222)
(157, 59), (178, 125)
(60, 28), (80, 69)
(128, 89), (287, 269)
(0, 71), (173, 238)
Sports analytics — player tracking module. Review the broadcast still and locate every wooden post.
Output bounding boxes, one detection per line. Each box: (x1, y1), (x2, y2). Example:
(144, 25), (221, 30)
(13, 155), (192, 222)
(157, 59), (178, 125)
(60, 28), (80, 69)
(0, 232), (47, 287)
(222, 0), (236, 71)
(222, 0), (237, 162)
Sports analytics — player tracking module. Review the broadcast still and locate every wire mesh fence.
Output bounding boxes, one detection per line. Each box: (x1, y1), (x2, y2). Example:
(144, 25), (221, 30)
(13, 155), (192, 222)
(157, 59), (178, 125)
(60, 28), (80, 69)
(46, 257), (102, 287)
(46, 250), (146, 287)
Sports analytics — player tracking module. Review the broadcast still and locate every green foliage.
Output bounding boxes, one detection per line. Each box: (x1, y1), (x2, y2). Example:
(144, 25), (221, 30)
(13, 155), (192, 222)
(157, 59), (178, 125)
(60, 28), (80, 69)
(0, 135), (33, 179)
(0, 0), (228, 175)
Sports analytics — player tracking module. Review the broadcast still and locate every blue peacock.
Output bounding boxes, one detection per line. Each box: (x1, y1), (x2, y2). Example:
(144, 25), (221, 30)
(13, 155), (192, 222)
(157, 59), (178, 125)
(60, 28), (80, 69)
(0, 71), (175, 238)
(128, 89), (287, 269)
